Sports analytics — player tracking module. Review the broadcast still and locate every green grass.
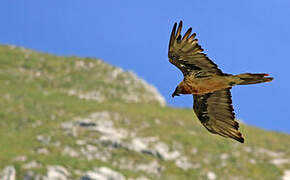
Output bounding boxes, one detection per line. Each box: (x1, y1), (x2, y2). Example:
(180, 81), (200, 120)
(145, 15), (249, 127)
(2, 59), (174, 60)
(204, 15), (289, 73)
(0, 45), (289, 179)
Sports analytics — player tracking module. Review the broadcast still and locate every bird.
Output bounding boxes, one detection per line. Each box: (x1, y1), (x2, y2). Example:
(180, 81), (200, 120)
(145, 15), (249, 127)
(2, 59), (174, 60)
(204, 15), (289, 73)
(168, 21), (273, 143)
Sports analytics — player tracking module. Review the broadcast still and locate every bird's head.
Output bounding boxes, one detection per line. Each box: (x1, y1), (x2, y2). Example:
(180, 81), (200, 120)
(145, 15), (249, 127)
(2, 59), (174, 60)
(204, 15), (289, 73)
(172, 86), (181, 98)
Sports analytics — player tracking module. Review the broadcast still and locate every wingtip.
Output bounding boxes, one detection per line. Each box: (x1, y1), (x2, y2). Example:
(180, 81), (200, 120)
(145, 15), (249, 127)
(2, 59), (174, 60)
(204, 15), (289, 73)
(237, 131), (244, 143)
(172, 20), (185, 39)
(237, 136), (244, 143)
(173, 22), (177, 28)
(173, 21), (182, 27)
(177, 20), (183, 29)
(265, 74), (274, 82)
(267, 77), (274, 82)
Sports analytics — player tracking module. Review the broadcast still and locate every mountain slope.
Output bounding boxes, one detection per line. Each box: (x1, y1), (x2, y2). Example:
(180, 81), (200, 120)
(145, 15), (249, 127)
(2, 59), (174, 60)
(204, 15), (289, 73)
(0, 45), (290, 180)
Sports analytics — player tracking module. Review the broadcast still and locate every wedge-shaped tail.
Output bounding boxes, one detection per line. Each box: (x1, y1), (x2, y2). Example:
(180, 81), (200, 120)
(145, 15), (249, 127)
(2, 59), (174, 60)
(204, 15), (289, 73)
(235, 73), (273, 85)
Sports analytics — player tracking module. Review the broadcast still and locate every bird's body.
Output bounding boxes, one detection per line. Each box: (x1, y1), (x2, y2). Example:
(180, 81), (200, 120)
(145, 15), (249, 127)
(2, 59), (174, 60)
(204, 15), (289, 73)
(168, 21), (273, 143)
(177, 73), (271, 95)
(180, 75), (234, 95)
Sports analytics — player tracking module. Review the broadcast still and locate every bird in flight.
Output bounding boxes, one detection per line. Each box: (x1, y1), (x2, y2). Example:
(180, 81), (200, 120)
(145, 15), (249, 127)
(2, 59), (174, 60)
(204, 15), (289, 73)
(168, 21), (273, 143)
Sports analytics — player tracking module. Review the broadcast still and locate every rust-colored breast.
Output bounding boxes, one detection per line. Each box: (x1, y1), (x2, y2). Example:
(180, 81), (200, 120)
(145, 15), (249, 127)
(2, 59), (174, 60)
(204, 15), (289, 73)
(182, 76), (231, 95)
(179, 81), (193, 94)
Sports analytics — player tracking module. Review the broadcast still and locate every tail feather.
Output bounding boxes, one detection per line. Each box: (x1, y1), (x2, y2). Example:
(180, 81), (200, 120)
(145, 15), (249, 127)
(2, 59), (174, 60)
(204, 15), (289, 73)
(235, 73), (274, 85)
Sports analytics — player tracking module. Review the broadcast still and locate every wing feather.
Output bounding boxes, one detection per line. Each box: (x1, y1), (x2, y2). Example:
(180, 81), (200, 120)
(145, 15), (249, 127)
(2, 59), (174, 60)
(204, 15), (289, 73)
(168, 21), (223, 76)
(193, 88), (244, 143)
(181, 28), (192, 42)
(176, 21), (183, 40)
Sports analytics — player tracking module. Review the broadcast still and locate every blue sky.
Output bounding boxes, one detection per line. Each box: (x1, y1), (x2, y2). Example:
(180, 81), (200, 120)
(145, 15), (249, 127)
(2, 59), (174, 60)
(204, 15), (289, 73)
(1, 0), (289, 133)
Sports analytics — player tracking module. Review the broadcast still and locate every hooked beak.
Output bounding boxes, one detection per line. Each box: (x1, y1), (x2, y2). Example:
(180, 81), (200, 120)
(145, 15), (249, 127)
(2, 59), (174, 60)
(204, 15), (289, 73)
(172, 86), (181, 98)
(171, 92), (180, 98)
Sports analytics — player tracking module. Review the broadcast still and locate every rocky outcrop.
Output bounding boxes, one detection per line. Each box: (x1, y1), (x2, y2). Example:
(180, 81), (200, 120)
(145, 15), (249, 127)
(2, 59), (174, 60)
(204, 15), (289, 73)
(3, 45), (166, 106)
(82, 167), (125, 180)
(65, 59), (166, 106)
(282, 170), (290, 180)
(43, 166), (70, 180)
(0, 166), (16, 180)
(60, 111), (194, 169)
(1, 45), (290, 180)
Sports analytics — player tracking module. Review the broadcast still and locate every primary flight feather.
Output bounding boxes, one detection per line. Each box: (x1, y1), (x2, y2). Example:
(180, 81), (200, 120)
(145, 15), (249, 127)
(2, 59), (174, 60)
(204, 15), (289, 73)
(168, 21), (273, 143)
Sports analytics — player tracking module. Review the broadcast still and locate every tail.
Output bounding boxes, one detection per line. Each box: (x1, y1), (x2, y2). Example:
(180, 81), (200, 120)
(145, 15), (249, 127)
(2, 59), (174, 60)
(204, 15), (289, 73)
(235, 73), (274, 85)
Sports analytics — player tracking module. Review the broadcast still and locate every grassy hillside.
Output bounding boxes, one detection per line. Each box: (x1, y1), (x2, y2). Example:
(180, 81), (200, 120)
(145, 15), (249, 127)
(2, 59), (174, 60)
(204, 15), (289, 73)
(0, 45), (289, 180)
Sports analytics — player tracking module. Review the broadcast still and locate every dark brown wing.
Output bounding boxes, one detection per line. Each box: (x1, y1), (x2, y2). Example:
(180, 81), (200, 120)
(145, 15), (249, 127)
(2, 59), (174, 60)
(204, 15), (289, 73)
(193, 88), (244, 143)
(168, 21), (223, 76)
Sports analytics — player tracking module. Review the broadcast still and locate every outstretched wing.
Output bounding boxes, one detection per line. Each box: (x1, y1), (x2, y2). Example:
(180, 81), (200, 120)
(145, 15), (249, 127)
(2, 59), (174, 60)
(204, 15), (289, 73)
(168, 21), (223, 76)
(193, 88), (244, 143)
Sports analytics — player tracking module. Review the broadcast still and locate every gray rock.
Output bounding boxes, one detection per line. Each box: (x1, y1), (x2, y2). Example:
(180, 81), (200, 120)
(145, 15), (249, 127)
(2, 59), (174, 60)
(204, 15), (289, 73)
(31, 121), (43, 128)
(116, 158), (134, 170)
(23, 171), (42, 180)
(80, 146), (111, 162)
(86, 144), (98, 152)
(13, 155), (27, 162)
(23, 161), (42, 169)
(249, 159), (256, 164)
(128, 177), (150, 180)
(61, 121), (78, 137)
(154, 118), (161, 124)
(257, 147), (284, 158)
(36, 135), (51, 144)
(191, 148), (198, 155)
(243, 146), (252, 153)
(129, 137), (156, 153)
(220, 153), (229, 160)
(271, 158), (290, 166)
(67, 89), (105, 102)
(175, 156), (196, 170)
(154, 142), (180, 160)
(62, 146), (80, 157)
(23, 171), (34, 180)
(61, 121), (75, 131)
(128, 138), (181, 161)
(128, 137), (160, 156)
(76, 139), (87, 146)
(51, 140), (61, 147)
(43, 165), (70, 180)
(74, 60), (95, 70)
(74, 169), (83, 176)
(110, 67), (123, 79)
(35, 147), (50, 154)
(207, 171), (217, 180)
(62, 111), (128, 145)
(88, 114), (128, 143)
(0, 166), (16, 180)
(82, 167), (125, 180)
(136, 161), (163, 175)
(281, 170), (290, 180)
